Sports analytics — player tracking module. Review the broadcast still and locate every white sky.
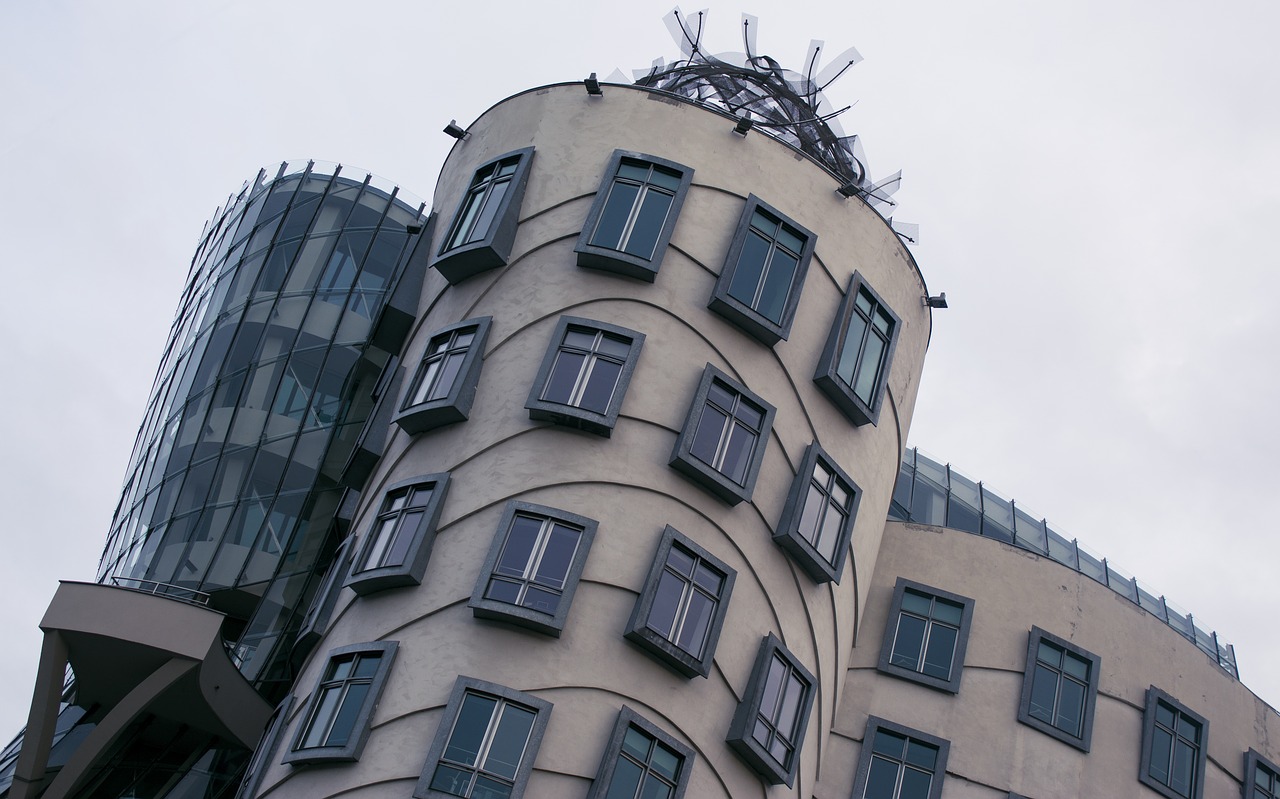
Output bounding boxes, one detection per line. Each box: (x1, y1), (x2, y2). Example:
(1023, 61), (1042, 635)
(1, 0), (1277, 739)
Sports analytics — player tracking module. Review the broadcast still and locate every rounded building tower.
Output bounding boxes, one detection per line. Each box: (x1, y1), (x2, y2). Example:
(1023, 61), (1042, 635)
(247, 72), (930, 798)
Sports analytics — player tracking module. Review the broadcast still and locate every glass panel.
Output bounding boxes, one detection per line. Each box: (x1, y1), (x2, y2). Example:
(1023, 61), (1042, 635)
(626, 190), (673, 259)
(865, 757), (899, 799)
(651, 167), (682, 191)
(495, 517), (542, 577)
(901, 591), (932, 615)
(301, 686), (341, 748)
(1028, 664), (1058, 724)
(932, 599), (963, 626)
(604, 758), (644, 799)
(622, 727), (650, 760)
(692, 561), (722, 594)
(871, 730), (905, 758)
(429, 352), (466, 402)
(381, 509), (423, 567)
(1057, 677), (1085, 736)
(904, 739), (936, 770)
(922, 624), (957, 680)
(689, 406), (728, 466)
(467, 179), (510, 245)
(579, 358), (622, 413)
(1149, 726), (1173, 782)
(592, 182), (641, 249)
(543, 351), (586, 405)
(520, 585), (560, 613)
(852, 330), (886, 403)
(756, 657), (786, 721)
(836, 313), (869, 387)
(651, 742), (681, 780)
(533, 524), (580, 588)
(720, 423), (756, 484)
(324, 682), (369, 746)
(484, 705), (535, 780)
(646, 571), (684, 639)
(899, 767), (933, 799)
(485, 579), (521, 605)
(677, 590), (714, 656)
(890, 614), (926, 670)
(444, 693), (497, 765)
(727, 231), (771, 308)
(1063, 652), (1090, 680)
(757, 249), (796, 323)
(1171, 739), (1195, 796)
(472, 775), (513, 799)
(666, 547), (693, 577)
(429, 763), (473, 795)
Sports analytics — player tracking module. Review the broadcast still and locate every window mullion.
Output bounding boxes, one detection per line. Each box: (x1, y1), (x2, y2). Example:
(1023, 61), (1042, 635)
(617, 183), (647, 250)
(472, 700), (506, 779)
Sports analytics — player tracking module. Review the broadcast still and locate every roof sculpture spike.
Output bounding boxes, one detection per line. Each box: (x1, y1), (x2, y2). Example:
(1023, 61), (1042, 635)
(636, 7), (902, 215)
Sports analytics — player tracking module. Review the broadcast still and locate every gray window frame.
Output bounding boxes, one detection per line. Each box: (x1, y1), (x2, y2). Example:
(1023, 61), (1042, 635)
(1016, 626), (1101, 752)
(813, 271), (901, 427)
(432, 147), (535, 284)
(294, 534), (356, 659)
(394, 317), (492, 435)
(850, 716), (950, 799)
(876, 578), (975, 694)
(283, 640), (398, 765)
(524, 316), (645, 437)
(1245, 749), (1280, 799)
(344, 474), (451, 596)
(586, 706), (696, 799)
(707, 195), (816, 346)
(725, 633), (816, 787)
(468, 501), (598, 637)
(413, 676), (552, 799)
(669, 364), (776, 506)
(1139, 686), (1208, 799)
(236, 695), (292, 799)
(624, 525), (736, 678)
(773, 442), (861, 584)
(575, 150), (694, 282)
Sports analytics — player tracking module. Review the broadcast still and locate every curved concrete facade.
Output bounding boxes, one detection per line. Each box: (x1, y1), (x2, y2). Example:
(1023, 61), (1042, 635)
(256, 83), (930, 798)
(817, 521), (1280, 799)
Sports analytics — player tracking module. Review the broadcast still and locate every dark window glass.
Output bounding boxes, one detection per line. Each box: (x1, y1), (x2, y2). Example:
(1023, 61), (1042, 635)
(590, 159), (682, 260)
(726, 635), (815, 786)
(286, 641), (398, 765)
(1028, 640), (1090, 737)
(689, 379), (766, 486)
(1248, 752), (1280, 799)
(839, 287), (895, 405)
(443, 157), (520, 252)
(429, 692), (539, 798)
(1148, 700), (1201, 798)
(877, 580), (974, 694)
(726, 209), (805, 325)
(645, 543), (726, 659)
(797, 459), (853, 563)
(852, 718), (949, 799)
(485, 514), (583, 614)
(542, 326), (632, 414)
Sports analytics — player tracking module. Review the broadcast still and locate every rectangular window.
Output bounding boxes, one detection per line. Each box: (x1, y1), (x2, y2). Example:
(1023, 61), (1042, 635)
(773, 442), (861, 583)
(525, 316), (645, 437)
(414, 677), (552, 799)
(625, 525), (736, 678)
(707, 195), (815, 346)
(851, 717), (950, 799)
(1017, 627), (1100, 751)
(726, 634), (816, 786)
(284, 641), (398, 764)
(469, 502), (597, 637)
(345, 475), (450, 595)
(575, 151), (693, 281)
(814, 272), (901, 427)
(432, 148), (534, 284)
(587, 707), (695, 799)
(1140, 687), (1208, 799)
(877, 579), (974, 694)
(394, 317), (492, 434)
(1246, 750), (1280, 799)
(669, 365), (776, 506)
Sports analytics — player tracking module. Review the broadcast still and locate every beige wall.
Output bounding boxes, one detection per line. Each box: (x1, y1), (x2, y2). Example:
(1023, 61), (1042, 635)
(254, 83), (930, 798)
(819, 520), (1280, 799)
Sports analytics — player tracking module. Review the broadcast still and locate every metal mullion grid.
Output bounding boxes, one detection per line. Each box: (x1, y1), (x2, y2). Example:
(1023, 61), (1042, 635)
(448, 160), (513, 249)
(663, 546), (717, 656)
(611, 164), (674, 253)
(746, 213), (801, 312)
(757, 656), (801, 764)
(1036, 644), (1087, 733)
(897, 595), (957, 677)
(1154, 702), (1200, 790)
(707, 385), (759, 473)
(415, 329), (470, 403)
(872, 749), (933, 799)
(621, 728), (678, 798)
(308, 655), (371, 747)
(447, 696), (521, 792)
(805, 462), (846, 551)
(509, 516), (563, 605)
(363, 489), (410, 569)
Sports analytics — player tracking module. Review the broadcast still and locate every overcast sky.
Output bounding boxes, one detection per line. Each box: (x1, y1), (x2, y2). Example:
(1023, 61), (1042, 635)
(1, 0), (1277, 738)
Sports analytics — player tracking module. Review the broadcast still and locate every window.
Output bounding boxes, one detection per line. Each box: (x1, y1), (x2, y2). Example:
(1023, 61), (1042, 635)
(725, 634), (816, 786)
(1017, 627), (1100, 751)
(524, 316), (645, 437)
(469, 502), (597, 637)
(669, 364), (776, 506)
(394, 317), (492, 434)
(345, 475), (450, 595)
(813, 272), (901, 427)
(773, 442), (861, 583)
(236, 696), (292, 799)
(575, 151), (693, 281)
(1246, 750), (1280, 799)
(294, 534), (356, 659)
(587, 707), (695, 799)
(876, 578), (974, 693)
(1140, 687), (1208, 799)
(284, 641), (397, 764)
(707, 196), (815, 346)
(850, 717), (950, 799)
(433, 148), (534, 284)
(414, 677), (551, 799)
(624, 525), (736, 678)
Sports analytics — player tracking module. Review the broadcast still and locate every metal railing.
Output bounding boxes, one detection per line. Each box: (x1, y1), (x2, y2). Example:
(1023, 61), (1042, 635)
(109, 576), (211, 607)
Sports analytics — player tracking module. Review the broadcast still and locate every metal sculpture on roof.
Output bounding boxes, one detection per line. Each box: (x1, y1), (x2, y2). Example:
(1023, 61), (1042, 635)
(634, 8), (903, 213)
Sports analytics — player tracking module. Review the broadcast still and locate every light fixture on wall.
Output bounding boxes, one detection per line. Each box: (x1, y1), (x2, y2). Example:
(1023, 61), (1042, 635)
(923, 293), (948, 309)
(443, 120), (468, 140)
(733, 115), (753, 136)
(584, 73), (603, 97)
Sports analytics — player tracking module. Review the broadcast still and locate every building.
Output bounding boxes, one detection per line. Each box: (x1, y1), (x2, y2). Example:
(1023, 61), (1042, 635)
(4, 24), (1280, 799)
